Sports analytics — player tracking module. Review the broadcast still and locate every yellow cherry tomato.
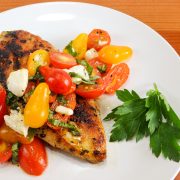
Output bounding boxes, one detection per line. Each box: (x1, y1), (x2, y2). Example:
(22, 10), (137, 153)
(27, 49), (50, 77)
(71, 33), (88, 59)
(24, 83), (50, 128)
(98, 45), (132, 64)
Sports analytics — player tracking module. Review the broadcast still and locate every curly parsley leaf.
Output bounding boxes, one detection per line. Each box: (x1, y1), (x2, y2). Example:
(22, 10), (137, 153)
(104, 84), (180, 162)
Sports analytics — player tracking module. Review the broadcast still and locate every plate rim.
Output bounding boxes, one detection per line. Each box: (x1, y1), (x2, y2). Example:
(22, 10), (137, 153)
(0, 1), (180, 179)
(0, 1), (179, 59)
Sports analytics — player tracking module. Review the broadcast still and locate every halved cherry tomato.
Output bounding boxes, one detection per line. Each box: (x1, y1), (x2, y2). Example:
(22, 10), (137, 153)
(28, 49), (50, 77)
(0, 124), (32, 144)
(24, 83), (50, 128)
(19, 138), (47, 176)
(40, 66), (72, 95)
(0, 140), (12, 163)
(76, 79), (105, 99)
(98, 45), (132, 64)
(88, 58), (112, 76)
(0, 85), (6, 127)
(50, 52), (77, 69)
(103, 63), (130, 94)
(87, 29), (111, 51)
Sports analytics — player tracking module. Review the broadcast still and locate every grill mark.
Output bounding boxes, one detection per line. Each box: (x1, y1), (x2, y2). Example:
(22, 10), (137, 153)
(0, 66), (7, 87)
(70, 101), (93, 124)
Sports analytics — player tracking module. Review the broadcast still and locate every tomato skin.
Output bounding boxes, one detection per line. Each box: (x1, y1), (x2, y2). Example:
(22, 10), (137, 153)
(28, 49), (50, 77)
(63, 83), (76, 95)
(76, 79), (105, 99)
(19, 138), (47, 176)
(24, 83), (50, 128)
(0, 140), (12, 163)
(98, 45), (132, 64)
(0, 124), (31, 144)
(88, 58), (112, 76)
(103, 63), (130, 94)
(50, 52), (77, 69)
(87, 29), (111, 51)
(40, 66), (72, 95)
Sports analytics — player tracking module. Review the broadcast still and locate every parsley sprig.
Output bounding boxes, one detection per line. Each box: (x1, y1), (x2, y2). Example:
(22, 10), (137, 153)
(104, 84), (180, 162)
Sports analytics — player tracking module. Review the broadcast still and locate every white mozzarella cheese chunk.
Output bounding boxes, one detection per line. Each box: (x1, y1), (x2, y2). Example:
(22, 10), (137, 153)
(85, 48), (98, 61)
(55, 105), (73, 116)
(64, 65), (89, 81)
(7, 68), (28, 97)
(4, 110), (29, 137)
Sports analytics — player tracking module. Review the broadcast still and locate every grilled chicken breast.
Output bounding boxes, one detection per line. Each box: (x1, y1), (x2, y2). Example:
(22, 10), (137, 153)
(0, 30), (106, 163)
(0, 30), (55, 87)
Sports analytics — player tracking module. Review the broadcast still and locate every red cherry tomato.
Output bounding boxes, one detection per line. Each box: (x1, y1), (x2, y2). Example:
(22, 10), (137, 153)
(50, 52), (77, 69)
(87, 29), (111, 51)
(76, 79), (105, 99)
(0, 140), (12, 163)
(0, 85), (7, 127)
(39, 66), (72, 95)
(63, 83), (76, 95)
(19, 138), (47, 176)
(88, 58), (112, 76)
(103, 63), (130, 94)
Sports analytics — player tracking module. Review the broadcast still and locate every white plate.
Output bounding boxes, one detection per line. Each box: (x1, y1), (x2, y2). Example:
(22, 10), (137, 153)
(0, 2), (180, 180)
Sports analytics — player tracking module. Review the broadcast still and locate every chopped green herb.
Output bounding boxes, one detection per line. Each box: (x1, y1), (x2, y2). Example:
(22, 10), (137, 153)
(23, 88), (34, 103)
(97, 64), (107, 73)
(57, 95), (67, 105)
(104, 83), (180, 162)
(29, 68), (44, 82)
(11, 142), (20, 165)
(48, 119), (80, 136)
(6, 91), (20, 110)
(27, 128), (36, 141)
(64, 41), (77, 57)
(76, 59), (93, 75)
(69, 72), (100, 85)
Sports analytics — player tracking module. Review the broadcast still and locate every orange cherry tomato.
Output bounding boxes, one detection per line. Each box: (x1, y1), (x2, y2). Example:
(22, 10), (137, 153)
(87, 29), (111, 51)
(103, 63), (130, 94)
(50, 52), (77, 69)
(28, 49), (50, 77)
(19, 138), (47, 176)
(98, 45), (132, 64)
(24, 83), (50, 128)
(76, 79), (105, 99)
(71, 33), (88, 59)
(0, 124), (31, 144)
(0, 85), (6, 127)
(0, 140), (12, 163)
